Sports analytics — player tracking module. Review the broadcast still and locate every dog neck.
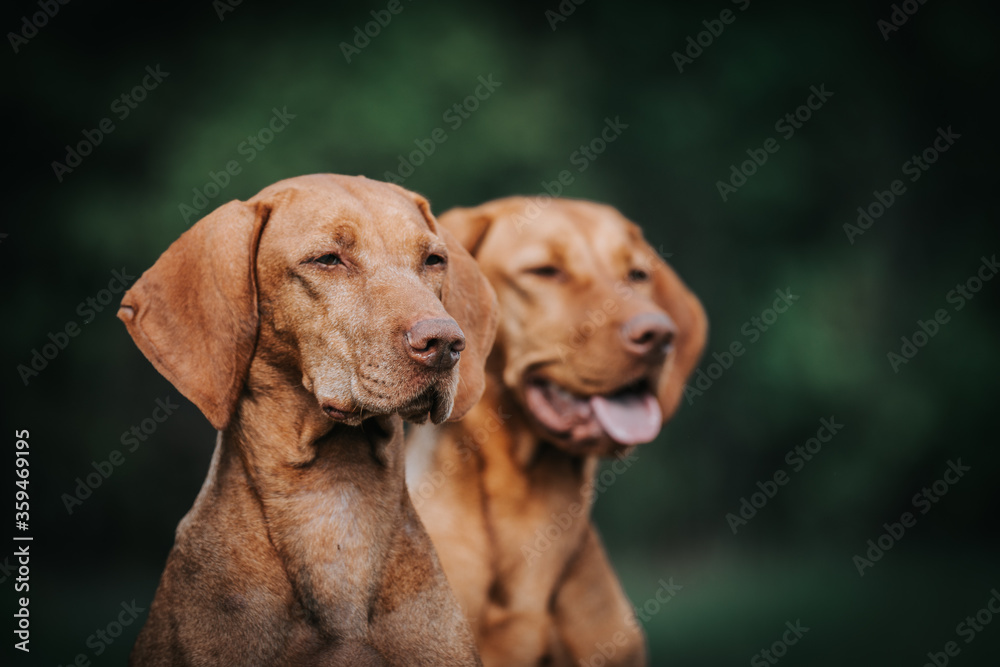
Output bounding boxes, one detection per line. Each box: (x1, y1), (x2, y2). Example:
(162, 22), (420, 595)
(458, 374), (601, 526)
(213, 359), (411, 641)
(477, 374), (598, 471)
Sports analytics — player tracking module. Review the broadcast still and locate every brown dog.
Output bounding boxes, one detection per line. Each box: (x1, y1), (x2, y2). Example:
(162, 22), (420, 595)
(406, 197), (707, 667)
(119, 174), (497, 666)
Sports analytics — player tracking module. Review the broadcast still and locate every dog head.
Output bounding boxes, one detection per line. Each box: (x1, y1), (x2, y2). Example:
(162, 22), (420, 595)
(440, 197), (706, 456)
(118, 174), (498, 430)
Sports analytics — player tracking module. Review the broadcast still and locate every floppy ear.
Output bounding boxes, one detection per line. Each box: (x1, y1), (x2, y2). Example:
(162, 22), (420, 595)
(643, 245), (708, 423)
(437, 206), (495, 256)
(380, 186), (499, 421)
(439, 224), (499, 420)
(118, 200), (271, 430)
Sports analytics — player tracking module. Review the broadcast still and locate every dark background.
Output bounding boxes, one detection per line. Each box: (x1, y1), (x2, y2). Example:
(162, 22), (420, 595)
(3, 0), (998, 664)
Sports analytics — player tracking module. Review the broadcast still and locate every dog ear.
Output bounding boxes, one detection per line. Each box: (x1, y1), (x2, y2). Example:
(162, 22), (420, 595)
(438, 224), (499, 420)
(379, 185), (499, 421)
(392, 193), (500, 422)
(642, 243), (708, 423)
(437, 206), (495, 257)
(118, 200), (272, 430)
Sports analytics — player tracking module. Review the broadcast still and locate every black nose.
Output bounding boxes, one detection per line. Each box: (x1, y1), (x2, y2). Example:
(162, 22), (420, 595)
(621, 312), (676, 357)
(405, 318), (466, 369)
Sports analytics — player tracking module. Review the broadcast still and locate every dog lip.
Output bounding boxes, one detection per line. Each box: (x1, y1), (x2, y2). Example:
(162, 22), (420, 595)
(319, 394), (364, 421)
(526, 374), (652, 400)
(348, 375), (453, 424)
(322, 403), (351, 420)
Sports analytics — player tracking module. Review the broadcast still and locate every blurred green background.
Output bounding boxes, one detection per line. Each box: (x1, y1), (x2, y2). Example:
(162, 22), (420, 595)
(3, 0), (998, 664)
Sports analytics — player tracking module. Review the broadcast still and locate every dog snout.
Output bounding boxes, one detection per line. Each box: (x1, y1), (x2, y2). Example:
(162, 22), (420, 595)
(621, 312), (676, 357)
(405, 318), (466, 369)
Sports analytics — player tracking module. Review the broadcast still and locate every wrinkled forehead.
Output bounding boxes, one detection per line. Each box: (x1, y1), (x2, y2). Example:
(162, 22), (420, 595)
(487, 201), (645, 268)
(260, 185), (439, 260)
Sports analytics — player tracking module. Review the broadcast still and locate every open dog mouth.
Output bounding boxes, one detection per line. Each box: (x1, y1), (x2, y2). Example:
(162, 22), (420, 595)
(524, 376), (662, 446)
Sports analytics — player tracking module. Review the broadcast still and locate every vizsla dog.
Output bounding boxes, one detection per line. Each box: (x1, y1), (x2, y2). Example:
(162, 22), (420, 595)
(407, 197), (707, 666)
(118, 174), (497, 666)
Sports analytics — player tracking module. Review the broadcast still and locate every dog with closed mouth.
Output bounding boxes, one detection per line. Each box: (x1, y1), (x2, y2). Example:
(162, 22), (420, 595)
(407, 197), (707, 666)
(119, 174), (497, 666)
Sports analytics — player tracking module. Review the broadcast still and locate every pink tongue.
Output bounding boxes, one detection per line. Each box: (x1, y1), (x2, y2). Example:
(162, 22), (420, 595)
(590, 393), (662, 445)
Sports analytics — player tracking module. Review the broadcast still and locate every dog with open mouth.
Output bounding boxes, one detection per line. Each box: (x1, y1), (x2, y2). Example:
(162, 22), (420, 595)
(406, 197), (707, 666)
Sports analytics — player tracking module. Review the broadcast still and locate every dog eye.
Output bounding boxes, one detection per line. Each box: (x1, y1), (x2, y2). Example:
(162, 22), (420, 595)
(425, 254), (446, 266)
(628, 268), (650, 282)
(526, 265), (562, 278)
(313, 254), (342, 266)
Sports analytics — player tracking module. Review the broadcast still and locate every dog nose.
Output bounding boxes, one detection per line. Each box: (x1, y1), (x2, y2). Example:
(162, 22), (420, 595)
(621, 312), (676, 357)
(405, 318), (466, 369)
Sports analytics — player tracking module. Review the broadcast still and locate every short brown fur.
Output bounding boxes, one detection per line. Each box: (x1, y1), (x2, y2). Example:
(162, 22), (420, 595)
(120, 174), (497, 666)
(408, 197), (707, 667)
